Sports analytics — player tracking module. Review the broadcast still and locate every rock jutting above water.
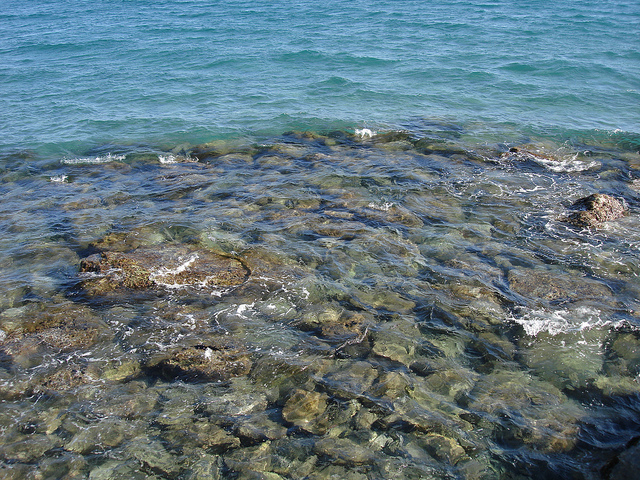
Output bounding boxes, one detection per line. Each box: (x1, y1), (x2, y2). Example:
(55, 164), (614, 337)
(565, 193), (626, 228)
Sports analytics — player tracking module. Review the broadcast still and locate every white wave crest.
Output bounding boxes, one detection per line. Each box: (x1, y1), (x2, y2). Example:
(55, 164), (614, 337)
(158, 154), (179, 164)
(158, 154), (197, 164)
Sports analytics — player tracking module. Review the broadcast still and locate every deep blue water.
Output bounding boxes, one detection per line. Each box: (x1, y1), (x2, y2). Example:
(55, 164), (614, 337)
(1, 0), (639, 157)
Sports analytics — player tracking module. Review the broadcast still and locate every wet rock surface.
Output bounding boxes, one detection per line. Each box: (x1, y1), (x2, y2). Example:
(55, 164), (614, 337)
(146, 343), (252, 382)
(79, 244), (250, 296)
(0, 301), (107, 355)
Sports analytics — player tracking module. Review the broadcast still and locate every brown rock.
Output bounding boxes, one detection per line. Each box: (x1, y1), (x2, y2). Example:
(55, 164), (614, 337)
(79, 245), (249, 295)
(566, 193), (626, 227)
(149, 344), (252, 382)
(30, 364), (93, 396)
(282, 389), (329, 434)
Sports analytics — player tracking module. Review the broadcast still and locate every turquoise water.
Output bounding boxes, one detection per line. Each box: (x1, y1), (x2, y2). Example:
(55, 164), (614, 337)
(1, 0), (639, 155)
(1, 1), (640, 479)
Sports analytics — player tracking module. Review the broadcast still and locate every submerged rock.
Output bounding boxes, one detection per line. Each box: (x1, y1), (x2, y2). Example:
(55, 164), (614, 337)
(146, 343), (251, 382)
(235, 411), (288, 444)
(79, 244), (249, 296)
(565, 193), (626, 227)
(601, 437), (640, 480)
(198, 380), (270, 418)
(126, 436), (182, 478)
(0, 301), (109, 369)
(282, 388), (330, 435)
(323, 360), (379, 399)
(507, 268), (613, 306)
(520, 326), (607, 392)
(30, 365), (94, 396)
(466, 368), (582, 453)
(313, 437), (376, 466)
(164, 420), (241, 452)
(604, 331), (640, 378)
(65, 417), (127, 454)
(417, 433), (469, 465)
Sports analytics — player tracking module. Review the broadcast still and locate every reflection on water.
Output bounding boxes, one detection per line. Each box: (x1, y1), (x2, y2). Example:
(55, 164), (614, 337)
(0, 127), (639, 479)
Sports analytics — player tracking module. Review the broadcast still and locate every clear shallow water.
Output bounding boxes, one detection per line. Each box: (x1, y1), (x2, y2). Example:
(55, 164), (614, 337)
(1, 130), (639, 479)
(1, 1), (640, 479)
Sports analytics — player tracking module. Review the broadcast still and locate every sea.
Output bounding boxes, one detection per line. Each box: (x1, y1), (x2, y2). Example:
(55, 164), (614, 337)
(1, 0), (639, 478)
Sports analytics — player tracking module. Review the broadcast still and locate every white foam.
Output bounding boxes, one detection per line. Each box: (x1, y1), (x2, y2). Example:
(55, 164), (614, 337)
(510, 306), (612, 337)
(176, 313), (199, 330)
(149, 255), (199, 288)
(50, 174), (68, 182)
(158, 154), (197, 164)
(355, 128), (375, 138)
(367, 201), (394, 211)
(163, 254), (198, 276)
(203, 347), (214, 361)
(236, 303), (255, 316)
(158, 154), (178, 164)
(61, 153), (126, 165)
(532, 154), (600, 173)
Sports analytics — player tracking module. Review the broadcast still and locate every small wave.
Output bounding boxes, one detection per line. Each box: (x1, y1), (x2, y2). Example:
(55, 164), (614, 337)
(49, 174), (68, 182)
(61, 153), (126, 165)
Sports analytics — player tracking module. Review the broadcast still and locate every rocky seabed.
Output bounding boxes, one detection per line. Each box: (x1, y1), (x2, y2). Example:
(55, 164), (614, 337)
(0, 129), (639, 479)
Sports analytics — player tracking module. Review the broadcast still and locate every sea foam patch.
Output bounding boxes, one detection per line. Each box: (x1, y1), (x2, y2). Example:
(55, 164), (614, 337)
(61, 153), (126, 165)
(510, 306), (613, 337)
(532, 154), (600, 173)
